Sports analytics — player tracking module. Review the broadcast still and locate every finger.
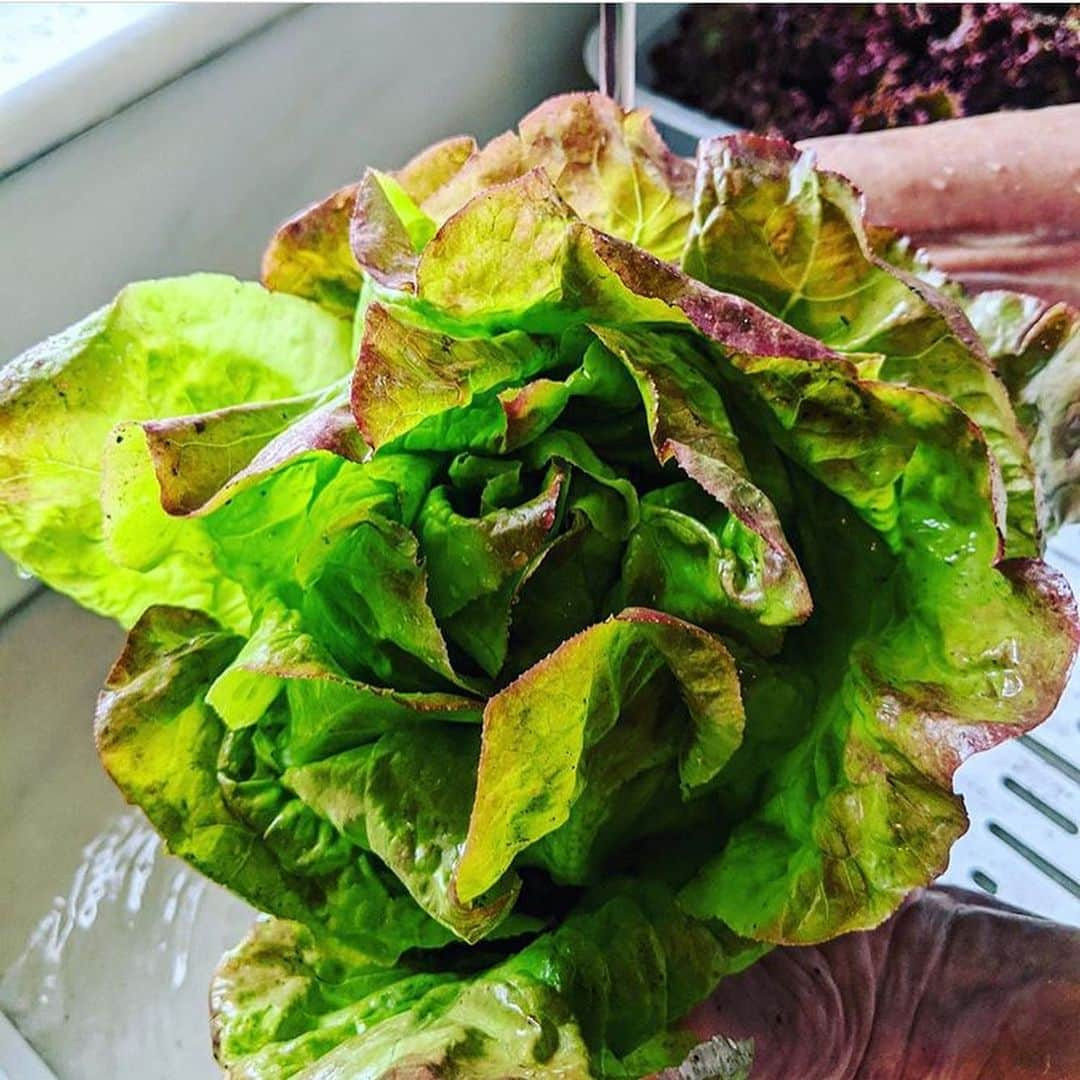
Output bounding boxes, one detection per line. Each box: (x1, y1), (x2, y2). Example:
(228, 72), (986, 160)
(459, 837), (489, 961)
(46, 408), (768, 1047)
(682, 886), (1080, 1079)
(802, 106), (1080, 307)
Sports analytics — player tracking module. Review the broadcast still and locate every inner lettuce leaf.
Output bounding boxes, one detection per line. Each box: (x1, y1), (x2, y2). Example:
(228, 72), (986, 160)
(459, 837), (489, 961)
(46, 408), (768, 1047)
(106, 422), (466, 694)
(2, 93), (1078, 1079)
(0, 275), (353, 628)
(417, 462), (566, 675)
(684, 135), (1038, 557)
(592, 324), (811, 645)
(455, 607), (745, 903)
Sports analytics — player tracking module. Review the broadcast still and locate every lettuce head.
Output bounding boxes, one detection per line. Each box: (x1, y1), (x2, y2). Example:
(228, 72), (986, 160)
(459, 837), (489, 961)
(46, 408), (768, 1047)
(1, 94), (1077, 1078)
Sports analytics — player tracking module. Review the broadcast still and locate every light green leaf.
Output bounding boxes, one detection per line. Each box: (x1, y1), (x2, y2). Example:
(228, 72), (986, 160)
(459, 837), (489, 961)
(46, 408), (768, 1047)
(96, 606), (452, 962)
(684, 136), (1037, 556)
(455, 609), (744, 904)
(963, 291), (1080, 534)
(0, 275), (352, 626)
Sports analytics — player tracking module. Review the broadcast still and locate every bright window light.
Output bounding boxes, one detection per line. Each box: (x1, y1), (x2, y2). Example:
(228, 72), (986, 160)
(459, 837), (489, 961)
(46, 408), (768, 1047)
(0, 3), (158, 97)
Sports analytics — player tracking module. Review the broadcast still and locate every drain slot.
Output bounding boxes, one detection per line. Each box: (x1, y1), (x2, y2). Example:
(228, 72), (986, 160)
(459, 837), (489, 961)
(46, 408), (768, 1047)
(1018, 735), (1080, 787)
(1001, 777), (1078, 834)
(987, 822), (1080, 900)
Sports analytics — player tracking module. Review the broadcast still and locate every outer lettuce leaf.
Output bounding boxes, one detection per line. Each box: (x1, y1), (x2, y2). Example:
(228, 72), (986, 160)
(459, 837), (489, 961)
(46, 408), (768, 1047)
(100, 388), (369, 633)
(109, 390), (333, 517)
(869, 228), (1080, 540)
(261, 136), (474, 317)
(684, 135), (1037, 557)
(269, 87), (692, 330)
(96, 605), (495, 955)
(213, 916), (588, 1080)
(261, 185), (366, 320)
(211, 884), (761, 1079)
(348, 170), (436, 292)
(101, 430), (453, 693)
(963, 291), (1080, 533)
(210, 918), (460, 1080)
(455, 609), (744, 904)
(0, 275), (352, 627)
(267, 90), (694, 323)
(424, 93), (696, 262)
(230, 720), (519, 943)
(392, 135), (479, 205)
(677, 351), (1079, 942)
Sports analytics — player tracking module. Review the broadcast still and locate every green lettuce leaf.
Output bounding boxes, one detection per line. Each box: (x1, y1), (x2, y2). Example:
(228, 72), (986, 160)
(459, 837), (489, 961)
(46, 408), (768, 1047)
(869, 227), (1080, 541)
(96, 605), (491, 956)
(676, 348), (1079, 942)
(261, 135), (474, 317)
(211, 884), (761, 1078)
(455, 609), (744, 903)
(962, 291), (1080, 533)
(99, 388), (368, 633)
(210, 917), (471, 1080)
(194, 447), (478, 694)
(203, 596), (479, 751)
(0, 275), (352, 627)
(684, 135), (1037, 557)
(412, 168), (840, 362)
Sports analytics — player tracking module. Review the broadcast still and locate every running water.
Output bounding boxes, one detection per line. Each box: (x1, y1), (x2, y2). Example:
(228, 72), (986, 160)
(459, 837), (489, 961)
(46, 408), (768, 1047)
(0, 813), (252, 1079)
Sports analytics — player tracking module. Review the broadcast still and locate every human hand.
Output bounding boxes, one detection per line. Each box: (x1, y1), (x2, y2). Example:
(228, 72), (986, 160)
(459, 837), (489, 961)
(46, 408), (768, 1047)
(803, 105), (1080, 307)
(675, 886), (1080, 1079)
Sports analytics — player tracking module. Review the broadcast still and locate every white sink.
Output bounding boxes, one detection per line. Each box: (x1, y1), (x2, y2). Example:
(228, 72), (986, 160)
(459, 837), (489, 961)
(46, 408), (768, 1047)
(0, 593), (254, 1078)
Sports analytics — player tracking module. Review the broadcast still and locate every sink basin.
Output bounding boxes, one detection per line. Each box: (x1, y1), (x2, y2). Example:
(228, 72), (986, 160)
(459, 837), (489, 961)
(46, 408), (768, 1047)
(0, 594), (252, 1079)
